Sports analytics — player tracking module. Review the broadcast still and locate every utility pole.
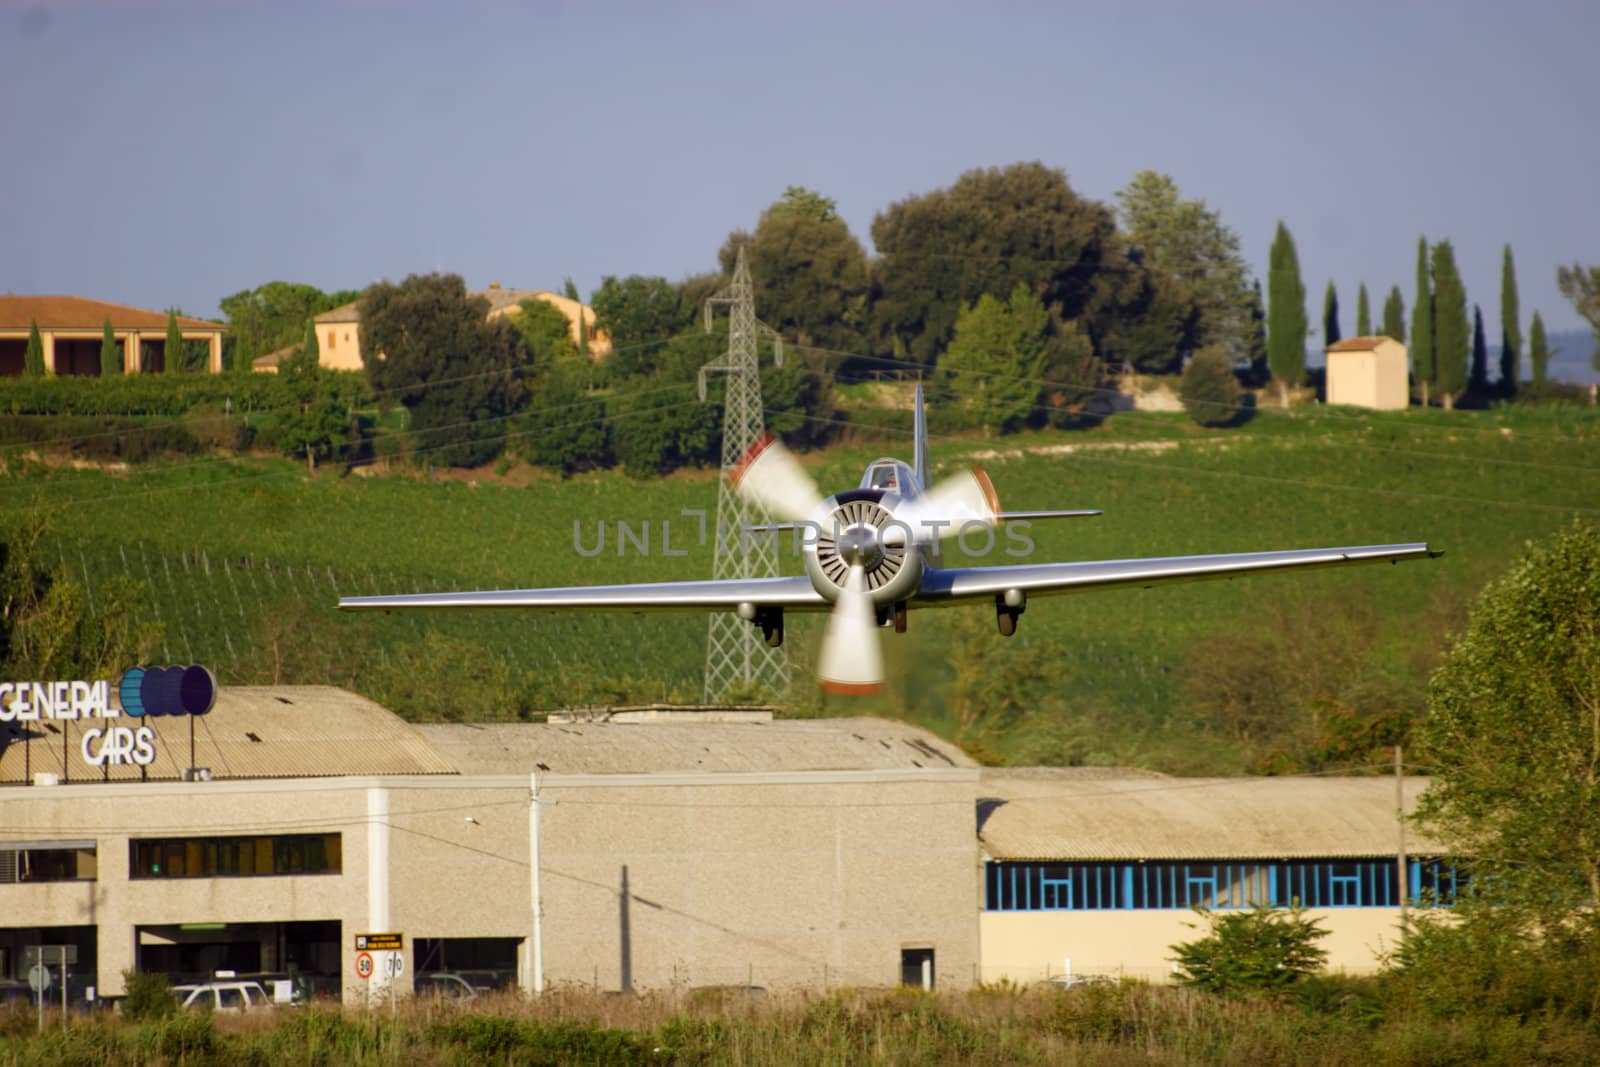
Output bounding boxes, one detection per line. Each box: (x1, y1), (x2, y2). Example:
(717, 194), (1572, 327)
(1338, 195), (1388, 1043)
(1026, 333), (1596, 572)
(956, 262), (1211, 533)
(1395, 744), (1408, 924)
(699, 244), (788, 700)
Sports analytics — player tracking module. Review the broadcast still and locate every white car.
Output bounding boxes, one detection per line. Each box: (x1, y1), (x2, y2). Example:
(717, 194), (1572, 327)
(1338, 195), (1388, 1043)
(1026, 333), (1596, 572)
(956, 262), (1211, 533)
(172, 981), (273, 1012)
(415, 973), (477, 1001)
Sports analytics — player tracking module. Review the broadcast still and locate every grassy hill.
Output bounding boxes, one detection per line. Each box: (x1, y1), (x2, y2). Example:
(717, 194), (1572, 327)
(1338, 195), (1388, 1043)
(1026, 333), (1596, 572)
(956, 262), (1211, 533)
(6, 399), (1598, 774)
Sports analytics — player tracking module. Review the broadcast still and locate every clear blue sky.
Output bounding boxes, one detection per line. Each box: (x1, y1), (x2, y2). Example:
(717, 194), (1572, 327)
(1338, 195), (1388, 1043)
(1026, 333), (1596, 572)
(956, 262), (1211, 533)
(3, 0), (1596, 348)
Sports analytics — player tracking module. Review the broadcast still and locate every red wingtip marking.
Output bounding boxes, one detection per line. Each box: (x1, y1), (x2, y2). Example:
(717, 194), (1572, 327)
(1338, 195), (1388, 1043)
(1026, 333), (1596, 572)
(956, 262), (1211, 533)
(730, 432), (777, 489)
(819, 679), (882, 696)
(971, 466), (1001, 520)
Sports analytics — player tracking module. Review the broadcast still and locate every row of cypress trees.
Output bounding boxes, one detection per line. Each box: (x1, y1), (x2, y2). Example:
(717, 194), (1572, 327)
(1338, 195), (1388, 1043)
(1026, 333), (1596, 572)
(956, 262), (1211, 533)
(1266, 227), (1553, 408)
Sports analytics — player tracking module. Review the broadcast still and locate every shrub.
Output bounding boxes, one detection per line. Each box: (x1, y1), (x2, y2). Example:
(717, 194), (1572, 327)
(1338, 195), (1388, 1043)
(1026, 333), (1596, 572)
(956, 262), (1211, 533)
(1170, 905), (1329, 997)
(1179, 345), (1240, 427)
(121, 969), (177, 1021)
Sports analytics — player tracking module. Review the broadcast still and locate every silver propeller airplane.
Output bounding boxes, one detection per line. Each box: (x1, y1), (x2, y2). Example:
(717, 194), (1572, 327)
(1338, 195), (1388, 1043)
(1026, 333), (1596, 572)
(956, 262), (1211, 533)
(340, 385), (1437, 694)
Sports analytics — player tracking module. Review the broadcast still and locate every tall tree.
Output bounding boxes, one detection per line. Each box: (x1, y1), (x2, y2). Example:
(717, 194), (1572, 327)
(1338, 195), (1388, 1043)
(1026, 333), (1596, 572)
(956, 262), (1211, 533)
(510, 299), (579, 365)
(1431, 241), (1469, 409)
(1500, 245), (1521, 395)
(1382, 285), (1406, 344)
(589, 274), (692, 378)
(871, 162), (1121, 366)
(1266, 222), (1307, 407)
(1470, 304), (1489, 395)
(1241, 280), (1269, 386)
(361, 273), (528, 468)
(99, 317), (119, 377)
(1417, 521), (1600, 921)
(1556, 263), (1600, 374)
(720, 185), (870, 354)
(1355, 283), (1371, 337)
(164, 310), (183, 374)
(937, 285), (1051, 434)
(561, 277), (589, 358)
(1529, 311), (1550, 384)
(1412, 238), (1434, 406)
(23, 320), (45, 377)
(275, 321), (352, 474)
(1113, 170), (1253, 362)
(1322, 281), (1341, 346)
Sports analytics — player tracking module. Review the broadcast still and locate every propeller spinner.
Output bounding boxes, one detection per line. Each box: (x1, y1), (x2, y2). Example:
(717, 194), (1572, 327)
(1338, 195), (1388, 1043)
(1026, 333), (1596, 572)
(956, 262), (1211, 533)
(731, 433), (1001, 695)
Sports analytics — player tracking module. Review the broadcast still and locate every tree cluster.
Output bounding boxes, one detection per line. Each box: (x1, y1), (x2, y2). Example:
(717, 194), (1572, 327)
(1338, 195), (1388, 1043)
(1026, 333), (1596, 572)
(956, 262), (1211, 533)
(220, 281), (361, 373)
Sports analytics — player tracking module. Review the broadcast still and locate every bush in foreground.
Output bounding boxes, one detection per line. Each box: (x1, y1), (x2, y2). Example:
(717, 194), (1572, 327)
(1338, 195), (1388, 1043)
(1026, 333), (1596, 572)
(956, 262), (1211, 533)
(1179, 345), (1240, 426)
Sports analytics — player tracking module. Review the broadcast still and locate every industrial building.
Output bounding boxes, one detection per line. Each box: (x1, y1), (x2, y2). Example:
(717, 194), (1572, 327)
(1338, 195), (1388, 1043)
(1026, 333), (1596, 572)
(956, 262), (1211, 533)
(0, 684), (1444, 1004)
(0, 687), (978, 1003)
(978, 767), (1446, 984)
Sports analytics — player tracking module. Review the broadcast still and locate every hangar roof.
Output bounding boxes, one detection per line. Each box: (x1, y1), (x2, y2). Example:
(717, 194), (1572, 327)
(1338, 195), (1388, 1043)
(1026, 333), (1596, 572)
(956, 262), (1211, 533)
(417, 716), (975, 775)
(978, 768), (1444, 860)
(0, 685), (455, 783)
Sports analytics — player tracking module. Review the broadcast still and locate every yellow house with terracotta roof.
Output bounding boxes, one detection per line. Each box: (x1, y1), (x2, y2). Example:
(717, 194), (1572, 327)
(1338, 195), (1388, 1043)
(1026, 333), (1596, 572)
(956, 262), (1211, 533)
(0, 296), (225, 376)
(1326, 335), (1409, 410)
(255, 284), (610, 373)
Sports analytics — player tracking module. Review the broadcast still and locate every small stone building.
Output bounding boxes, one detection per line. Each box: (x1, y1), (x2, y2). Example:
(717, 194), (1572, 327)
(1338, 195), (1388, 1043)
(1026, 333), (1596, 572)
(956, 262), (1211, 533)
(1326, 335), (1409, 410)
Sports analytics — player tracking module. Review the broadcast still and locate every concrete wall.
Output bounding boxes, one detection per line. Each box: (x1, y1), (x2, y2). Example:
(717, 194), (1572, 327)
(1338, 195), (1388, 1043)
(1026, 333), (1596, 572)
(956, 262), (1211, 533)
(534, 771), (979, 992)
(980, 907), (1406, 985)
(0, 767), (979, 1002)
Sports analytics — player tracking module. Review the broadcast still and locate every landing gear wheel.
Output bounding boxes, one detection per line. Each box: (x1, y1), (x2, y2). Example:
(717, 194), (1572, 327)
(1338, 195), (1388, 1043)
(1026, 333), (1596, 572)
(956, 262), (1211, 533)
(756, 607), (784, 648)
(893, 601), (908, 634)
(995, 595), (1023, 637)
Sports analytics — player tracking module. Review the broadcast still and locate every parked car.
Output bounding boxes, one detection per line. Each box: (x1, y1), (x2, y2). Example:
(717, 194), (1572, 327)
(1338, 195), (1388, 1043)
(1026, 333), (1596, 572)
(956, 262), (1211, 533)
(452, 968), (515, 992)
(1037, 973), (1117, 990)
(172, 981), (272, 1012)
(415, 973), (477, 1001)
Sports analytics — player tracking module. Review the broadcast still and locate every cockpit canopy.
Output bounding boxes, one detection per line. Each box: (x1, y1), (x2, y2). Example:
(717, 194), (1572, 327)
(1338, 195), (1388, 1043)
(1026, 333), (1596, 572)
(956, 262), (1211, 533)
(860, 459), (920, 496)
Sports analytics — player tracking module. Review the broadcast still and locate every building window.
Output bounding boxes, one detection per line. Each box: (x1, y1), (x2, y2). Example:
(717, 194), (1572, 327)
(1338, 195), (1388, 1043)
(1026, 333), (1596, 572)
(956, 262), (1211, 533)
(900, 948), (935, 990)
(984, 859), (1457, 911)
(0, 843), (97, 883)
(326, 330), (336, 351)
(129, 835), (341, 879)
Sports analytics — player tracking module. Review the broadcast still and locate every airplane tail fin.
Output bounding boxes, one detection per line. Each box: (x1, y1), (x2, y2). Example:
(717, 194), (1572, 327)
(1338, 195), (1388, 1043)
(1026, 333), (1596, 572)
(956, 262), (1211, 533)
(913, 380), (930, 491)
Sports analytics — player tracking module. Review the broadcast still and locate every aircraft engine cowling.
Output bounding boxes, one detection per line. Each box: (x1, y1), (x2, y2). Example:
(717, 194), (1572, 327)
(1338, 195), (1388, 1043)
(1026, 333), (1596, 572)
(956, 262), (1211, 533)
(801, 489), (924, 606)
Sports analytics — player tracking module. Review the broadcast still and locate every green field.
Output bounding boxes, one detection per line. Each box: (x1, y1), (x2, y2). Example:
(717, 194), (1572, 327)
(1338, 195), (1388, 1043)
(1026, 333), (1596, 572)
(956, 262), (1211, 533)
(5, 399), (1598, 773)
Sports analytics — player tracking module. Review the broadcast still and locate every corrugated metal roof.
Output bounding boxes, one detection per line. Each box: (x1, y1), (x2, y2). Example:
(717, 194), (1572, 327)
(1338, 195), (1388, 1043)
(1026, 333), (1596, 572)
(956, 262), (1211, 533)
(978, 769), (1443, 860)
(417, 716), (976, 775)
(0, 685), (455, 784)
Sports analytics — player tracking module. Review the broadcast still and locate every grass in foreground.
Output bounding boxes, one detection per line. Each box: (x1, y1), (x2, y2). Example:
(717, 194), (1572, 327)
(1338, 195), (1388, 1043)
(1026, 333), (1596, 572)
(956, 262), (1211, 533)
(1, 983), (1597, 1066)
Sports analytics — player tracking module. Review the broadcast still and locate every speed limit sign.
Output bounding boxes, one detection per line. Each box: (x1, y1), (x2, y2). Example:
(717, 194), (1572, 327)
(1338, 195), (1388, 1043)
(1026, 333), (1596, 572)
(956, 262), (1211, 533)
(355, 952), (374, 980)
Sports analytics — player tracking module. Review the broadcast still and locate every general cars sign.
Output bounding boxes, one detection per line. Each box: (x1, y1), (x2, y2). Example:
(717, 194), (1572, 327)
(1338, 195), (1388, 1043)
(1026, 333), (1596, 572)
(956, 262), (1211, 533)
(0, 666), (218, 768)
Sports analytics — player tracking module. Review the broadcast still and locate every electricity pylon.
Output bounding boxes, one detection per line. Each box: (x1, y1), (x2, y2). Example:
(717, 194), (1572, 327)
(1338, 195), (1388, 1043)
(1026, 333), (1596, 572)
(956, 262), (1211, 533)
(699, 245), (788, 701)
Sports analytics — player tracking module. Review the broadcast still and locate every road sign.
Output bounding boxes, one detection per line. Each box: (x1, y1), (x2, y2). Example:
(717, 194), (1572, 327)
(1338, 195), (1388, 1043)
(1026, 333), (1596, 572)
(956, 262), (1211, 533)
(26, 965), (50, 992)
(384, 953), (405, 978)
(355, 932), (403, 952)
(355, 952), (374, 980)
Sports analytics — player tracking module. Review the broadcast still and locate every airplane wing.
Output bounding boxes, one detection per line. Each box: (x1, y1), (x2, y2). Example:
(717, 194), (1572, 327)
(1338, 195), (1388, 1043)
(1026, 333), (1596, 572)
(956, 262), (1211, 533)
(338, 575), (829, 613)
(912, 543), (1437, 603)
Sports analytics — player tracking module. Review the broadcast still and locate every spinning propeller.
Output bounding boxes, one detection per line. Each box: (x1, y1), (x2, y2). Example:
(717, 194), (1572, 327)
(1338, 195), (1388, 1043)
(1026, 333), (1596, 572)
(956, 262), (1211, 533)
(730, 434), (1000, 695)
